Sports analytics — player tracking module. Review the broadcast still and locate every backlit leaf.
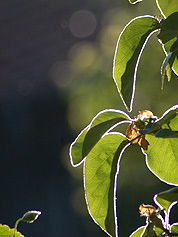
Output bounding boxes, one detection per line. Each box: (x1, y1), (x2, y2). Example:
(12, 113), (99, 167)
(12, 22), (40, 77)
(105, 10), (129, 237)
(142, 223), (158, 237)
(142, 135), (178, 185)
(139, 105), (178, 136)
(70, 125), (89, 166)
(70, 109), (130, 166)
(163, 38), (178, 77)
(84, 133), (130, 237)
(156, 0), (178, 18)
(0, 224), (24, 237)
(130, 226), (146, 236)
(151, 104), (178, 132)
(113, 16), (160, 111)
(154, 187), (178, 213)
(171, 223), (178, 233)
(142, 106), (178, 185)
(160, 52), (172, 89)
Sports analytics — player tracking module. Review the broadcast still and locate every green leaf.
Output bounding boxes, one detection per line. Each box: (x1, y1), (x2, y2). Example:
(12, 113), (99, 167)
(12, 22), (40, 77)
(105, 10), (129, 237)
(154, 227), (164, 236)
(0, 224), (24, 237)
(113, 16), (160, 112)
(154, 187), (178, 213)
(160, 52), (173, 89)
(140, 119), (156, 135)
(143, 134), (178, 185)
(157, 12), (178, 44)
(171, 223), (178, 233)
(151, 104), (178, 132)
(70, 109), (131, 166)
(70, 125), (89, 166)
(166, 58), (172, 82)
(170, 39), (178, 53)
(140, 105), (178, 135)
(130, 223), (163, 236)
(142, 106), (178, 185)
(142, 223), (158, 237)
(84, 133), (130, 237)
(156, 0), (178, 18)
(128, 0), (142, 4)
(163, 38), (178, 77)
(155, 129), (178, 138)
(130, 226), (146, 237)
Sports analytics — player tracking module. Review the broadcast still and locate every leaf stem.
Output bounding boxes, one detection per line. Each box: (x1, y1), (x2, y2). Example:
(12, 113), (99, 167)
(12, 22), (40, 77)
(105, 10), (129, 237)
(13, 218), (22, 237)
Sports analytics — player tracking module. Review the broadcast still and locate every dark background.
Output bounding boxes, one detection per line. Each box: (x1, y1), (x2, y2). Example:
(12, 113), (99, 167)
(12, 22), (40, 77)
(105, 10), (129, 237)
(0, 0), (178, 236)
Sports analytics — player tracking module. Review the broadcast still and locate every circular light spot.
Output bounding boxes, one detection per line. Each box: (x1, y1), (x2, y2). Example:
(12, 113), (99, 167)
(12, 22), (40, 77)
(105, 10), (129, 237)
(69, 10), (97, 38)
(68, 42), (99, 70)
(49, 60), (74, 88)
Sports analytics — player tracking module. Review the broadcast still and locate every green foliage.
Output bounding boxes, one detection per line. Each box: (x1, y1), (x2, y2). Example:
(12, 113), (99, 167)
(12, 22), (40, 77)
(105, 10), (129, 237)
(70, 109), (130, 166)
(131, 187), (178, 236)
(130, 226), (145, 237)
(70, 0), (178, 236)
(162, 38), (178, 83)
(71, 104), (178, 236)
(113, 16), (160, 112)
(157, 12), (178, 86)
(171, 223), (178, 233)
(84, 133), (129, 237)
(156, 0), (178, 18)
(154, 187), (178, 213)
(154, 188), (178, 236)
(157, 12), (178, 44)
(143, 135), (178, 185)
(0, 224), (24, 237)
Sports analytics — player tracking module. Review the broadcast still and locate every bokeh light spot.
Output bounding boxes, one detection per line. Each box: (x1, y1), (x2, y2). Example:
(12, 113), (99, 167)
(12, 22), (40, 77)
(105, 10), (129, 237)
(49, 60), (74, 88)
(68, 42), (99, 71)
(69, 10), (97, 38)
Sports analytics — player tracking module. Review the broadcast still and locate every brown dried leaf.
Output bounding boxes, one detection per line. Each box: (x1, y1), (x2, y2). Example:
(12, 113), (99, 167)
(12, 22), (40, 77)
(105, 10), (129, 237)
(125, 123), (149, 150)
(138, 136), (149, 150)
(139, 204), (156, 217)
(125, 123), (140, 143)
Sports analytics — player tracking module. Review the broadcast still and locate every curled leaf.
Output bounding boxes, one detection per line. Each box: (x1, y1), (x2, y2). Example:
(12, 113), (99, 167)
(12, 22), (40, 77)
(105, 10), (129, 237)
(161, 52), (173, 89)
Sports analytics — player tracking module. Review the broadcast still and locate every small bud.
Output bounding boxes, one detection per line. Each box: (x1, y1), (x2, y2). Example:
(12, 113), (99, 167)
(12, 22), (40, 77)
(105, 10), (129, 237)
(22, 210), (41, 223)
(137, 110), (157, 122)
(139, 204), (156, 217)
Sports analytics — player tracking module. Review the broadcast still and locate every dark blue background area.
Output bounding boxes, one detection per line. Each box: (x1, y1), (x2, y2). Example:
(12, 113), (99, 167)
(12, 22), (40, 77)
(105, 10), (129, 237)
(0, 1), (83, 236)
(0, 0), (112, 236)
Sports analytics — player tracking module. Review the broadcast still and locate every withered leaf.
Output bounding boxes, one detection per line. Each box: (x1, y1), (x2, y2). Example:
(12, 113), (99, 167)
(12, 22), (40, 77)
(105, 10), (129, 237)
(139, 204), (156, 217)
(125, 123), (149, 150)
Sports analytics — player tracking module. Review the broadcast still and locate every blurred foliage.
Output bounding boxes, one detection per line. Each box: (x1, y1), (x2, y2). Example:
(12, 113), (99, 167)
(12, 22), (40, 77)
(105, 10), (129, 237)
(53, 0), (178, 236)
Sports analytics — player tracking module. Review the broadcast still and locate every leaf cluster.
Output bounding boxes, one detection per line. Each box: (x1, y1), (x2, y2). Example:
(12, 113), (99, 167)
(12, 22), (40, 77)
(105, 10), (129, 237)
(69, 0), (178, 236)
